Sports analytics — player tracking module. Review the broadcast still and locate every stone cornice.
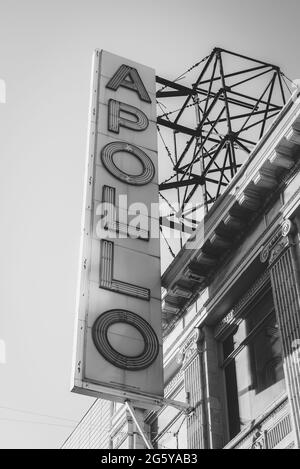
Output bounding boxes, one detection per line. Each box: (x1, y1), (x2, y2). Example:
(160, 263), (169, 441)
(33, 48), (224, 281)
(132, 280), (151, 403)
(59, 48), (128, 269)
(162, 93), (300, 337)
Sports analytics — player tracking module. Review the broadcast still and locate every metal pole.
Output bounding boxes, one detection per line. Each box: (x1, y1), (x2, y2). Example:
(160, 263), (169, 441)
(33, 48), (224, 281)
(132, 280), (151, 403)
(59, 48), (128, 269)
(125, 401), (153, 449)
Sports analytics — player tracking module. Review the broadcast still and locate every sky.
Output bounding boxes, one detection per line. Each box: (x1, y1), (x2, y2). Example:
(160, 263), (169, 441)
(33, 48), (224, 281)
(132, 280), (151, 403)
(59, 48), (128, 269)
(0, 0), (300, 449)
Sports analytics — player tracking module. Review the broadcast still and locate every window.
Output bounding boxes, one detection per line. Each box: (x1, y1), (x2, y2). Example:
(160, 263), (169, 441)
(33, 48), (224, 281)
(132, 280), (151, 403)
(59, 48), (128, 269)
(222, 290), (285, 441)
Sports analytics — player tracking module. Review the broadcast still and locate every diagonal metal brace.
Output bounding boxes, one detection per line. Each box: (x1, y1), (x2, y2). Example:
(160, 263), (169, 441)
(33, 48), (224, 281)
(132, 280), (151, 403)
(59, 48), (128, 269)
(125, 401), (154, 449)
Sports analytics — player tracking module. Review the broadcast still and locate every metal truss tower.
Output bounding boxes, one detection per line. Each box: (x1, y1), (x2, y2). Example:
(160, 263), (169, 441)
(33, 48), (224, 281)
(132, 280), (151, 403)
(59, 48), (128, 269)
(156, 47), (292, 251)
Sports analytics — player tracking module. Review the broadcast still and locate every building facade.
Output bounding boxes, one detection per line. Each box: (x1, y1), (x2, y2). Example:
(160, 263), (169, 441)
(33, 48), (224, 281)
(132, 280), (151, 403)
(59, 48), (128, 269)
(63, 87), (300, 450)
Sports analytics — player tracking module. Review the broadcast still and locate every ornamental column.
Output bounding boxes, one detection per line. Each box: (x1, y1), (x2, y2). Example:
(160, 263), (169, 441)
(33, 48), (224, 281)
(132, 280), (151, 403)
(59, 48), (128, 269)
(261, 219), (300, 448)
(178, 327), (224, 448)
(178, 328), (207, 449)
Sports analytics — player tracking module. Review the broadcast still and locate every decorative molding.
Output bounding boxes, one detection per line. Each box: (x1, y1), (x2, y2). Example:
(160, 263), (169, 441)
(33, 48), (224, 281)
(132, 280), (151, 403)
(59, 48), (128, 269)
(260, 228), (282, 264)
(161, 300), (180, 316)
(250, 428), (265, 449)
(281, 218), (295, 237)
(171, 284), (193, 299)
(176, 328), (204, 367)
(162, 207), (279, 337)
(269, 236), (290, 265)
(237, 187), (261, 211)
(260, 219), (295, 266)
(253, 168), (277, 190)
(183, 264), (206, 283)
(282, 170), (300, 219)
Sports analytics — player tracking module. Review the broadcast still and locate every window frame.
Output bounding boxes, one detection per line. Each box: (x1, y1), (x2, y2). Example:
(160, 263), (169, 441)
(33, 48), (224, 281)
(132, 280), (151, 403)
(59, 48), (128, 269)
(217, 278), (285, 442)
(221, 307), (275, 369)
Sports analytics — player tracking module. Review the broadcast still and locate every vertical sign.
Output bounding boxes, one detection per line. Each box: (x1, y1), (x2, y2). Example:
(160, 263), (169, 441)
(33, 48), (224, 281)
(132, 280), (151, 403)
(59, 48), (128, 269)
(72, 50), (163, 407)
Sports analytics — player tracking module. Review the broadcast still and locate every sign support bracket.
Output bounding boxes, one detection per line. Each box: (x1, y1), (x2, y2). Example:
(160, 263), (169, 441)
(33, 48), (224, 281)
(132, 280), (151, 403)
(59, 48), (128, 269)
(125, 395), (193, 449)
(125, 400), (154, 449)
(162, 396), (193, 413)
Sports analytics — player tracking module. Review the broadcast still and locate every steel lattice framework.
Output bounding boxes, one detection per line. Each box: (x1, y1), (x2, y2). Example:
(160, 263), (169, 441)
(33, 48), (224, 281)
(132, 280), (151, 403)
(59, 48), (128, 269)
(156, 47), (292, 249)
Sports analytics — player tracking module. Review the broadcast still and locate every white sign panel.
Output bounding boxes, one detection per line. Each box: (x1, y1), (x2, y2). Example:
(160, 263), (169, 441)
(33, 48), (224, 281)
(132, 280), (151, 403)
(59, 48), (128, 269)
(72, 50), (163, 407)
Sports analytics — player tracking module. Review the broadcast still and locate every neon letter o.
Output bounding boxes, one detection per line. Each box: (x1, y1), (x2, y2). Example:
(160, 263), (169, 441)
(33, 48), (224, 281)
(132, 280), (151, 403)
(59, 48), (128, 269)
(101, 141), (155, 185)
(92, 309), (159, 371)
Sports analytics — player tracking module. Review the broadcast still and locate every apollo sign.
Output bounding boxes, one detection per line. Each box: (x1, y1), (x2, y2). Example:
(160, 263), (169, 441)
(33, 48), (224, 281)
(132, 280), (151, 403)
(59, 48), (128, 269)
(72, 50), (163, 407)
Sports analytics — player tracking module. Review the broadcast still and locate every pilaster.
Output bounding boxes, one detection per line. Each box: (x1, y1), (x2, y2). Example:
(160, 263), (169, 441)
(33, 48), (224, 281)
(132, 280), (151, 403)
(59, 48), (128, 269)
(261, 219), (300, 447)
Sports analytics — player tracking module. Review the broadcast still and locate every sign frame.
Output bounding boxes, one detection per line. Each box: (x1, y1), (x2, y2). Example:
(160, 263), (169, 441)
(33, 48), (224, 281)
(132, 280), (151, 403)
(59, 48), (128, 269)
(71, 50), (163, 408)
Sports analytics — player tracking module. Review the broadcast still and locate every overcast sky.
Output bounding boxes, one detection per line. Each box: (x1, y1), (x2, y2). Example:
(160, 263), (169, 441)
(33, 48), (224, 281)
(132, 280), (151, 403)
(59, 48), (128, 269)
(1, 0), (300, 449)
